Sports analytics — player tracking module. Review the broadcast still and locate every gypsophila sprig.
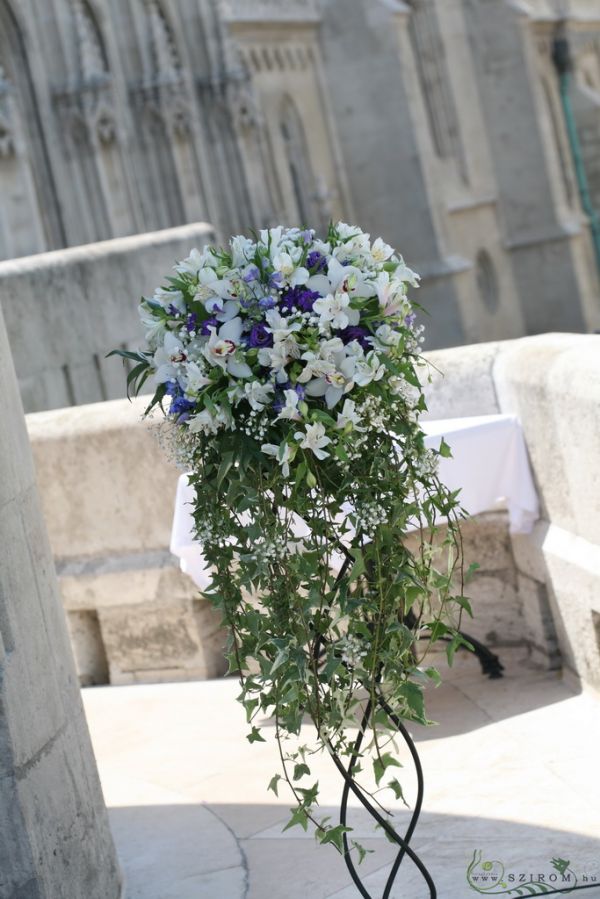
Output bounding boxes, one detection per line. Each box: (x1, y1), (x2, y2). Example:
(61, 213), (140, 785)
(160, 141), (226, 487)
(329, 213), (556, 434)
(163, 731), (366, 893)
(111, 222), (471, 865)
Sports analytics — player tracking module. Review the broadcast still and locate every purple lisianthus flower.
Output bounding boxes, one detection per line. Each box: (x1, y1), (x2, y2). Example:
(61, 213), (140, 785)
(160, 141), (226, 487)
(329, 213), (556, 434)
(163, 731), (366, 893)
(168, 303), (182, 317)
(280, 286), (320, 314)
(339, 325), (372, 352)
(200, 316), (218, 336)
(243, 265), (260, 283)
(258, 295), (277, 310)
(186, 312), (198, 333)
(247, 322), (273, 348)
(306, 251), (327, 273)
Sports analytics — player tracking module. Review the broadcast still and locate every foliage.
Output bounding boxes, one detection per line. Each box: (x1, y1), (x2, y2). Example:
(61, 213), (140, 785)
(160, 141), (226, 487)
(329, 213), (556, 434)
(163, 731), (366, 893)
(112, 223), (469, 859)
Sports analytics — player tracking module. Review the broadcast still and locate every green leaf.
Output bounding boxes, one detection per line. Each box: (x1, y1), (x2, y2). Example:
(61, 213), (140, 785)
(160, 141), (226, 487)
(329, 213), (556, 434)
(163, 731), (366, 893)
(438, 438), (452, 458)
(268, 774), (281, 796)
(348, 547), (365, 583)
(373, 752), (402, 786)
(387, 778), (408, 806)
(351, 840), (373, 865)
(318, 824), (353, 853)
(293, 762), (310, 781)
(246, 726), (266, 744)
(453, 595), (474, 618)
(217, 452), (234, 489)
(283, 806), (309, 833)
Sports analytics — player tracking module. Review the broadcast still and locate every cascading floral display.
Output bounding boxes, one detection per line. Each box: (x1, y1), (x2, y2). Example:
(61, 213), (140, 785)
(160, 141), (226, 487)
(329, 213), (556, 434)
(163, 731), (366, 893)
(114, 222), (470, 871)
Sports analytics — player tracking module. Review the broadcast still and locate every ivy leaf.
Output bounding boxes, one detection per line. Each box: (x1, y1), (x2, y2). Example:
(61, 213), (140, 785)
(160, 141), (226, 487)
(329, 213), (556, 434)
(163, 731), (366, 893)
(246, 726), (266, 744)
(293, 762), (310, 781)
(438, 438), (452, 458)
(373, 752), (402, 786)
(453, 595), (474, 618)
(268, 774), (281, 796)
(283, 806), (309, 833)
(318, 824), (353, 853)
(348, 547), (365, 583)
(351, 840), (373, 865)
(388, 778), (408, 807)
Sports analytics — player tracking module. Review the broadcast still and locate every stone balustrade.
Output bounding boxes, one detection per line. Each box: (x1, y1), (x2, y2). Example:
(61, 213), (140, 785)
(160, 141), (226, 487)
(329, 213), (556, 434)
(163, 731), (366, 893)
(25, 333), (600, 691)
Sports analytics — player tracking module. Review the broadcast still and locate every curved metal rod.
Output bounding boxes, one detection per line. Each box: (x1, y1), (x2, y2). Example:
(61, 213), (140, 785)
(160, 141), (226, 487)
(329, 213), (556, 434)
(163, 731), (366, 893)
(377, 691), (427, 899)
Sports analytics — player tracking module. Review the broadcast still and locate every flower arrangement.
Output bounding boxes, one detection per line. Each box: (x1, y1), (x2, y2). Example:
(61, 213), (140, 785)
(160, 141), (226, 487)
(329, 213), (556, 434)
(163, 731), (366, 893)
(113, 223), (470, 887)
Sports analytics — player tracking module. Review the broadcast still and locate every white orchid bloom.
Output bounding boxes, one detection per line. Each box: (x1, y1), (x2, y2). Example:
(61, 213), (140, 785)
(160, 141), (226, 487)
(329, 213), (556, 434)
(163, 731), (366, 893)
(336, 399), (364, 431)
(276, 389), (302, 421)
(244, 380), (274, 411)
(261, 441), (292, 478)
(304, 355), (356, 408)
(265, 309), (303, 341)
(203, 317), (252, 378)
(153, 331), (187, 384)
(294, 422), (331, 460)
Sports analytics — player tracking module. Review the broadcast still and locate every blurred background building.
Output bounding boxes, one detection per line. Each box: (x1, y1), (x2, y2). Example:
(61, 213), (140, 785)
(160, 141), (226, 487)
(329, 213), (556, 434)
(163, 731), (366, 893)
(1, 0), (600, 390)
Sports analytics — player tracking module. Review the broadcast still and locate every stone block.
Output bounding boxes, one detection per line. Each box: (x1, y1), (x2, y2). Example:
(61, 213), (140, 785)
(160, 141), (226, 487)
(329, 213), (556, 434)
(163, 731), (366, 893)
(422, 341), (505, 420)
(517, 573), (560, 667)
(98, 597), (226, 685)
(66, 610), (109, 686)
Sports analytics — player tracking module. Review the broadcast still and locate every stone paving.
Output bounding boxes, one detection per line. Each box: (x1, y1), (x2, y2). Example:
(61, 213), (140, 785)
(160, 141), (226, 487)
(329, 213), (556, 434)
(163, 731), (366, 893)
(82, 649), (600, 899)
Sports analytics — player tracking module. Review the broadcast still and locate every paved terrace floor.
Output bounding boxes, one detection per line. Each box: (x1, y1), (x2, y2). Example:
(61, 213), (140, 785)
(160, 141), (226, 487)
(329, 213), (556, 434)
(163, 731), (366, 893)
(82, 649), (600, 899)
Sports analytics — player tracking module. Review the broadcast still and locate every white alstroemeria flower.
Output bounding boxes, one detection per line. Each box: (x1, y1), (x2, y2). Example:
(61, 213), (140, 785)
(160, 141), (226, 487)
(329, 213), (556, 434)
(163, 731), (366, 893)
(261, 441), (292, 478)
(313, 291), (359, 332)
(138, 305), (166, 345)
(203, 318), (252, 378)
(375, 271), (410, 318)
(194, 268), (237, 311)
(152, 287), (186, 314)
(294, 422), (332, 460)
(297, 356), (336, 384)
(264, 309), (303, 341)
(370, 237), (394, 264)
(175, 246), (219, 276)
(375, 323), (401, 348)
(336, 399), (364, 431)
(303, 355), (357, 408)
(153, 331), (187, 384)
(230, 235), (255, 268)
(308, 257), (376, 301)
(257, 337), (301, 374)
(276, 389), (302, 421)
(272, 252), (309, 287)
(335, 222), (367, 243)
(182, 361), (211, 395)
(396, 259), (421, 289)
(353, 352), (385, 387)
(188, 406), (228, 435)
(244, 380), (274, 411)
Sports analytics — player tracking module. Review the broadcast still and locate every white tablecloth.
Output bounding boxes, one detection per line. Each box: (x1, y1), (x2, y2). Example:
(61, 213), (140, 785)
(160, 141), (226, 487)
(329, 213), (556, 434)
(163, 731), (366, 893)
(170, 414), (539, 589)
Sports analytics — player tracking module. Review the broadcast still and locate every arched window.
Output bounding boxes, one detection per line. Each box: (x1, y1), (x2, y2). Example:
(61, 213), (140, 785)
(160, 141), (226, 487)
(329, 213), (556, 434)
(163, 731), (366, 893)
(476, 250), (499, 314)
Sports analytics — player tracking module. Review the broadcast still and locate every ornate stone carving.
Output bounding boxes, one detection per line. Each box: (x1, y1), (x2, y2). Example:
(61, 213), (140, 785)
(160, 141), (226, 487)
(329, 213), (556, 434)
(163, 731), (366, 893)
(144, 0), (182, 81)
(0, 67), (16, 158)
(72, 0), (109, 83)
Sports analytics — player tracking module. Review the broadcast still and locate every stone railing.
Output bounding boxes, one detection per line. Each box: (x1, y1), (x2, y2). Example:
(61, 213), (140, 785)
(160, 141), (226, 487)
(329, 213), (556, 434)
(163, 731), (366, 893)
(26, 333), (600, 691)
(1, 222), (215, 413)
